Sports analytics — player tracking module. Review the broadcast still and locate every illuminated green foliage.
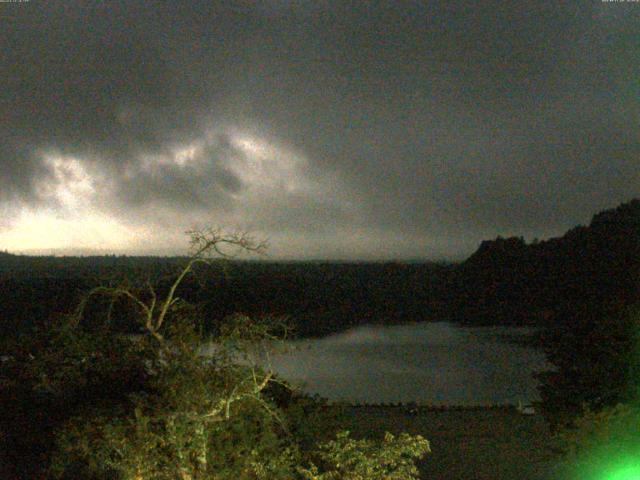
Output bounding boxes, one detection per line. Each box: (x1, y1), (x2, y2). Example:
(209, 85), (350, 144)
(549, 302), (640, 479)
(554, 401), (640, 480)
(298, 430), (430, 480)
(606, 463), (640, 480)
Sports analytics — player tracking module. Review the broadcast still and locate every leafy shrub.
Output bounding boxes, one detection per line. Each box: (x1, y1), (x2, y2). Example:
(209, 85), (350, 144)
(299, 430), (429, 480)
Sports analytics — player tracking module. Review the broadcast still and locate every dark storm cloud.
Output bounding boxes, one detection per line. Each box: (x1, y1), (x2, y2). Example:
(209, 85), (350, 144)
(112, 135), (244, 212)
(1, 1), (638, 257)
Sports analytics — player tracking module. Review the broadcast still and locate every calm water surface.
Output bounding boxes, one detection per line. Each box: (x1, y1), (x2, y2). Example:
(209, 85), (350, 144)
(268, 322), (550, 405)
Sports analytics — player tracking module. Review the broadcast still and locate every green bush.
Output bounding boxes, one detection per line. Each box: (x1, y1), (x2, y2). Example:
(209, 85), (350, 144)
(553, 401), (640, 480)
(299, 430), (430, 480)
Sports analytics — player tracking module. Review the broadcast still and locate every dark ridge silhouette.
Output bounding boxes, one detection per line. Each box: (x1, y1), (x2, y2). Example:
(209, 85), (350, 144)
(0, 199), (638, 341)
(449, 198), (640, 428)
(452, 198), (640, 327)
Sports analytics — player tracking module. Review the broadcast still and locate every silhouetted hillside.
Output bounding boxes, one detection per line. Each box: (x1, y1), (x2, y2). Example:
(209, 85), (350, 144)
(0, 199), (638, 340)
(452, 198), (640, 327)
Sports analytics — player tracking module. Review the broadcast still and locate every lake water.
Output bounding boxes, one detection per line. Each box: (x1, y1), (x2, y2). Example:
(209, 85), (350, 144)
(268, 322), (550, 406)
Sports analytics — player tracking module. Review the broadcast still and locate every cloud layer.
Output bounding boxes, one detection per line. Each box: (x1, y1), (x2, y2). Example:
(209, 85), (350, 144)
(1, 1), (638, 258)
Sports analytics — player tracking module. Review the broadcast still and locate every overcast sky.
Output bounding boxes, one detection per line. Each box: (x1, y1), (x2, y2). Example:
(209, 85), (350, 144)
(1, 1), (638, 259)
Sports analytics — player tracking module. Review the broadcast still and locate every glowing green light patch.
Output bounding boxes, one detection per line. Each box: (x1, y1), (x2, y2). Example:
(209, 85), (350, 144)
(606, 463), (640, 480)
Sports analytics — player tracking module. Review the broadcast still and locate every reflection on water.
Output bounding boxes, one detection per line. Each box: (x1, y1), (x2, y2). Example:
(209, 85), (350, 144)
(268, 322), (550, 405)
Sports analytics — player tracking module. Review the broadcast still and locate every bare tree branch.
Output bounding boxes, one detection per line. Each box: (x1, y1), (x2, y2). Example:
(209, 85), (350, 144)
(71, 227), (267, 343)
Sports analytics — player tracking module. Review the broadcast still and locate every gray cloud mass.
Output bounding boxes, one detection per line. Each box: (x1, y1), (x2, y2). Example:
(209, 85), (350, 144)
(0, 0), (638, 258)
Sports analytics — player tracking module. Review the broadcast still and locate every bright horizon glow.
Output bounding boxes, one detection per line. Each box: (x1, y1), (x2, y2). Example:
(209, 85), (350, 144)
(0, 136), (469, 260)
(0, 154), (144, 253)
(0, 209), (139, 252)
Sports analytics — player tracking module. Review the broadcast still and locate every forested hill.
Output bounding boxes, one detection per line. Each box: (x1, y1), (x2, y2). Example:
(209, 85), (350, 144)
(451, 198), (640, 326)
(0, 199), (638, 338)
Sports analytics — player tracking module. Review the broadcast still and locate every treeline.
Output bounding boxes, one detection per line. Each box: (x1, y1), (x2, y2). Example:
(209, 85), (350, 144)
(450, 199), (640, 428)
(450, 198), (640, 328)
(0, 257), (454, 340)
(1, 199), (638, 342)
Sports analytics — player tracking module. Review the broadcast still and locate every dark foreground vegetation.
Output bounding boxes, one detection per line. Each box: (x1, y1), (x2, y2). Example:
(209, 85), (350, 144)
(339, 405), (557, 480)
(1, 199), (640, 478)
(0, 231), (430, 479)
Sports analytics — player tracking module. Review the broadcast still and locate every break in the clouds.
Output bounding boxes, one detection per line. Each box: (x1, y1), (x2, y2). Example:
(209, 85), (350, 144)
(1, 1), (639, 259)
